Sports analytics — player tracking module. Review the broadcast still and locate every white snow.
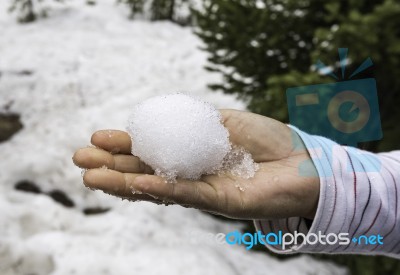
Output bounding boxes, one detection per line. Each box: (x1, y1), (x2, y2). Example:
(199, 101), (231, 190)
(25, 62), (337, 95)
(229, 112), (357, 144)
(127, 94), (231, 181)
(0, 0), (347, 274)
(221, 145), (259, 180)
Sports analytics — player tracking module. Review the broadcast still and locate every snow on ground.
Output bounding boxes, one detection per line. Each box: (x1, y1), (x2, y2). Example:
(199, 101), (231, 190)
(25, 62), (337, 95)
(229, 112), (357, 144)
(0, 1), (347, 274)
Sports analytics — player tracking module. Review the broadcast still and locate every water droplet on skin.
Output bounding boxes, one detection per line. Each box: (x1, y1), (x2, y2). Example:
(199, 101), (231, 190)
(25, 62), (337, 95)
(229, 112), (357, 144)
(107, 130), (113, 138)
(234, 183), (245, 192)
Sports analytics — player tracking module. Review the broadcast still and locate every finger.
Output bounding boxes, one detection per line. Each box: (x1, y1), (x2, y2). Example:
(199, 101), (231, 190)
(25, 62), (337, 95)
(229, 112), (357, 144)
(73, 148), (113, 169)
(73, 147), (153, 173)
(91, 130), (132, 154)
(83, 169), (160, 203)
(113, 154), (153, 174)
(132, 175), (217, 211)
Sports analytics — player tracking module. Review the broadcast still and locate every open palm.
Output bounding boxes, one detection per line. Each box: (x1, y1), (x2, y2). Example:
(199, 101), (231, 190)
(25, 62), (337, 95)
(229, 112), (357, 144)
(73, 109), (319, 220)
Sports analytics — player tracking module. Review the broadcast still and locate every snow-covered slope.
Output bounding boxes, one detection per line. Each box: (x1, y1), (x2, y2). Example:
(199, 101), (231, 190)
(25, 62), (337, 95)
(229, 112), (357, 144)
(0, 1), (347, 274)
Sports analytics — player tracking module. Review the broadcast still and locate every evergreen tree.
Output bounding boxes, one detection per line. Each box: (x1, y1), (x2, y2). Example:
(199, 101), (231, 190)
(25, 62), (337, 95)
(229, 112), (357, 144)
(119, 0), (190, 24)
(193, 0), (400, 152)
(151, 0), (175, 20)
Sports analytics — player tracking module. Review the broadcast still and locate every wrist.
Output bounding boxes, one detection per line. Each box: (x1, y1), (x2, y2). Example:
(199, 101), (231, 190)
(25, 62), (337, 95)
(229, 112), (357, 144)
(302, 176), (320, 220)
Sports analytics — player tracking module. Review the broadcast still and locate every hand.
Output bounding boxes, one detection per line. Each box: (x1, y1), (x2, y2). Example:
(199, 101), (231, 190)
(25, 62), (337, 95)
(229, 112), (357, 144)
(73, 109), (319, 220)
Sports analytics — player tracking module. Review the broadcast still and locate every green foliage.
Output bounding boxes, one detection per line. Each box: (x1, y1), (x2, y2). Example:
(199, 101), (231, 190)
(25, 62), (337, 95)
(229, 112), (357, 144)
(151, 0), (176, 21)
(193, 0), (328, 119)
(193, 0), (400, 152)
(9, 0), (64, 23)
(118, 0), (191, 24)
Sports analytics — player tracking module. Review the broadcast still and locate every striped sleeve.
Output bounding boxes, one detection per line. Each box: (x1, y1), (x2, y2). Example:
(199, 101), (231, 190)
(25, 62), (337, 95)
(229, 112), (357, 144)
(255, 126), (400, 259)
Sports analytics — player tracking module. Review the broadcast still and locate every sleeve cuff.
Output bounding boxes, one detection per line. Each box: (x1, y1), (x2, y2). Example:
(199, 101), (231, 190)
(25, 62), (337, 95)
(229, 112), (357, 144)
(254, 125), (390, 256)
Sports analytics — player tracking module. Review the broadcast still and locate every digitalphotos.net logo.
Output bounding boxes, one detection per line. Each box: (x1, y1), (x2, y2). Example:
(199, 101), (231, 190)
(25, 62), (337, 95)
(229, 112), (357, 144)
(286, 48), (383, 176)
(184, 230), (384, 251)
(224, 230), (384, 250)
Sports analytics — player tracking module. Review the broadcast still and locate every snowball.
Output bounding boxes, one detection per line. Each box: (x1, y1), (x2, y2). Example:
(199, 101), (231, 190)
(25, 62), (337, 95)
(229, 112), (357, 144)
(127, 94), (231, 181)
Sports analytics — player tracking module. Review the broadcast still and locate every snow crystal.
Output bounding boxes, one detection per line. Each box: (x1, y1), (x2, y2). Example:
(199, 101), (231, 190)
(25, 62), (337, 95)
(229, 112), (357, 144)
(221, 145), (259, 180)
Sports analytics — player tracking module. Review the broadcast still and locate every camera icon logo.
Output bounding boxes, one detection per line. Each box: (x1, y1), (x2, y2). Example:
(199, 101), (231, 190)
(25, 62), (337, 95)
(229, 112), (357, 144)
(287, 78), (382, 147)
(286, 48), (382, 175)
(327, 90), (370, 134)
